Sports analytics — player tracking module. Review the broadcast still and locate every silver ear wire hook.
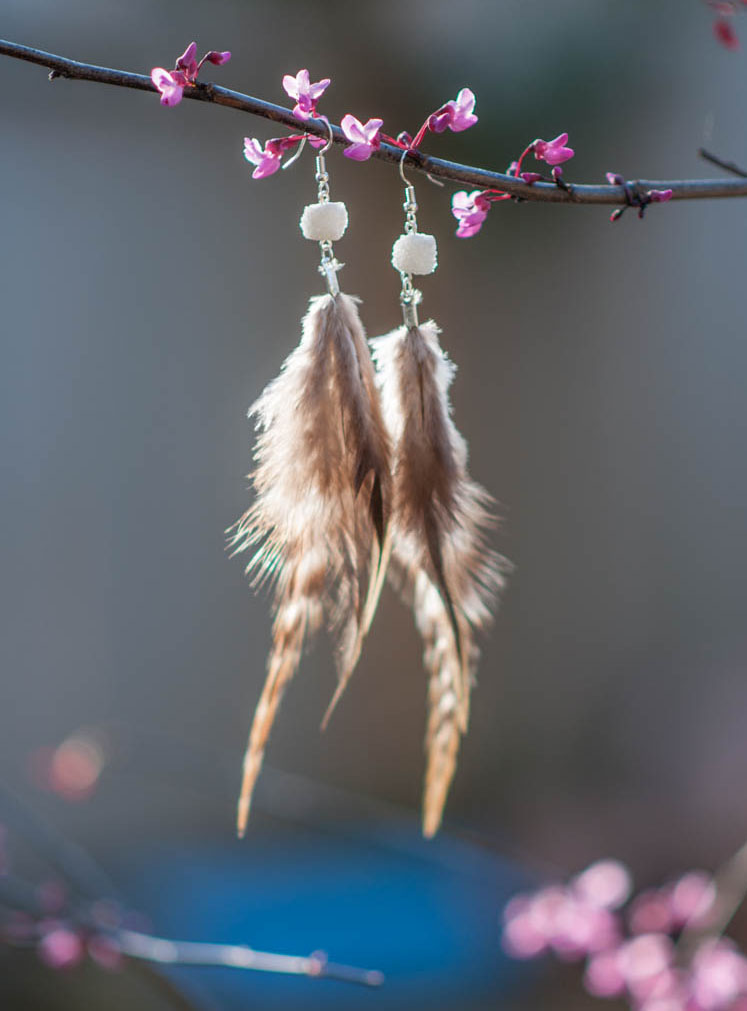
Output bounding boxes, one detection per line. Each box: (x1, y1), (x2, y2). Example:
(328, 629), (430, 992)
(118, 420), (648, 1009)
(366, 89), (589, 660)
(399, 147), (414, 187)
(319, 116), (334, 154)
(282, 134), (307, 171)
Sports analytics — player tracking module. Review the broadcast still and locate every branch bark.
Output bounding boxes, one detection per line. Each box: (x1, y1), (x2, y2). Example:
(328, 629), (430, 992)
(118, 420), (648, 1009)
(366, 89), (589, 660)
(3, 38), (747, 206)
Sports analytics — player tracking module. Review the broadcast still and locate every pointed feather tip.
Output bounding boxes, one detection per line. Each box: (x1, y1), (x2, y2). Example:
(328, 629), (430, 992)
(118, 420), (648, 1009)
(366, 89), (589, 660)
(422, 810), (442, 838)
(236, 799), (249, 839)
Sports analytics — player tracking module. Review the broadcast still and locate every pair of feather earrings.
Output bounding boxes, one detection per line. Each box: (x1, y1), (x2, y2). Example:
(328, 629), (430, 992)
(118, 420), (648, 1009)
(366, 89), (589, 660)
(230, 147), (507, 838)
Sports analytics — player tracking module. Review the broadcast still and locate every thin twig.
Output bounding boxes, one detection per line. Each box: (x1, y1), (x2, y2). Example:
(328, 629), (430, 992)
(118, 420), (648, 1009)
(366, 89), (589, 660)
(698, 147), (747, 178)
(2, 38), (747, 205)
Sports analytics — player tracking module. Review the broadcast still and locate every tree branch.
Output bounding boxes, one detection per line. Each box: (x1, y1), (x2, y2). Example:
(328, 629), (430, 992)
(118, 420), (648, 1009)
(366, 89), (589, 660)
(3, 38), (747, 207)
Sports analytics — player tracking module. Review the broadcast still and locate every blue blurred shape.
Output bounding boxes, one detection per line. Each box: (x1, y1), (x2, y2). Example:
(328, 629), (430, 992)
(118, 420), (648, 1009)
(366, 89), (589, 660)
(123, 821), (530, 1010)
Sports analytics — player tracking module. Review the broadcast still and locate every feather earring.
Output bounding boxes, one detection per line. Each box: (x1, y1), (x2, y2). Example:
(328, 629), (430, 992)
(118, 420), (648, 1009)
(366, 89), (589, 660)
(371, 158), (510, 837)
(229, 133), (391, 837)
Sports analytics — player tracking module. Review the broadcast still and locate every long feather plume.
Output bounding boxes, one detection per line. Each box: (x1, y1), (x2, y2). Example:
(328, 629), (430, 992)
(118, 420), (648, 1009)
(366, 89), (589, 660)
(371, 320), (508, 837)
(230, 292), (391, 836)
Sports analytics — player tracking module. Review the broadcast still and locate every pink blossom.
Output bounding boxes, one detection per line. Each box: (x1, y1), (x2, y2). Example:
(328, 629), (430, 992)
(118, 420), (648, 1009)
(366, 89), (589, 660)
(243, 136), (298, 179)
(38, 924), (84, 970)
(532, 133), (575, 166)
(428, 88), (478, 133)
(151, 67), (189, 107)
(451, 190), (491, 237)
(573, 859), (632, 910)
(151, 41), (230, 107)
(341, 114), (383, 161)
(282, 69), (331, 121)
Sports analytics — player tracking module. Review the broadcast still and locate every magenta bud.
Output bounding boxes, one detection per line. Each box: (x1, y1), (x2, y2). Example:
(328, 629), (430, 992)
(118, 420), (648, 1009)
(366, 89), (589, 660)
(606, 172), (624, 186)
(647, 188), (672, 203)
(205, 50), (231, 65)
(520, 172), (543, 184)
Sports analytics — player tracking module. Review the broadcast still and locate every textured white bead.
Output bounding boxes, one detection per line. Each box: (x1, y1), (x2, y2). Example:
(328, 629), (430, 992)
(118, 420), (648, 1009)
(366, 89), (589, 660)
(391, 232), (438, 275)
(299, 201), (348, 241)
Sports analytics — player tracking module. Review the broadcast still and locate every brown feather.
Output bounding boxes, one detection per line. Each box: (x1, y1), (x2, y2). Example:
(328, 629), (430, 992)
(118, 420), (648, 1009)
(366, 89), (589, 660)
(230, 293), (391, 834)
(372, 320), (509, 836)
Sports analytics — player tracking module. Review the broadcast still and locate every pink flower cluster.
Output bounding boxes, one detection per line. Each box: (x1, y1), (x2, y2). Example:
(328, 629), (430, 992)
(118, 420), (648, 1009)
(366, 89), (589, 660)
(503, 858), (747, 1011)
(451, 132), (576, 237)
(151, 41), (231, 107)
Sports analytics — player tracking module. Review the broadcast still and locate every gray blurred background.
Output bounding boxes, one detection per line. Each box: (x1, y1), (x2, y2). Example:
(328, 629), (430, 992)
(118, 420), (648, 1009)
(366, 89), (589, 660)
(2, 1), (747, 1008)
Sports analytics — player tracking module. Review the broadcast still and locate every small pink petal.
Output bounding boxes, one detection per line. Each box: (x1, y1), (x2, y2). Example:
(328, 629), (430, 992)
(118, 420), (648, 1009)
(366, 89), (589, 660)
(176, 42), (198, 75)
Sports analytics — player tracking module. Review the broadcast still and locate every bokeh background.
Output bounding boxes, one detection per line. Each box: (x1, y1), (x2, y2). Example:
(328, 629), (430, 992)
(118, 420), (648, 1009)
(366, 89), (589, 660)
(2, 1), (747, 1007)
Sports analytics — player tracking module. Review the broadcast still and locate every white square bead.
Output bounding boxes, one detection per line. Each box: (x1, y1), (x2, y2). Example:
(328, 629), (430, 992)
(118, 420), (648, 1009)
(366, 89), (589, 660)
(299, 201), (348, 241)
(391, 232), (438, 275)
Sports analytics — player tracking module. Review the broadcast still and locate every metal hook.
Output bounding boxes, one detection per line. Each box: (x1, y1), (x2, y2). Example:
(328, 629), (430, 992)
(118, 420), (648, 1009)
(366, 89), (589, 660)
(318, 116), (334, 155)
(399, 147), (414, 187)
(281, 134), (307, 171)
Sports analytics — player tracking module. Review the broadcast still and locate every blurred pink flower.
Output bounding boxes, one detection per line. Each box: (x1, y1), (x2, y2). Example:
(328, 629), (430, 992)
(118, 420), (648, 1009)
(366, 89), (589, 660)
(38, 924), (84, 970)
(617, 933), (675, 1000)
(714, 17), (740, 48)
(428, 88), (478, 133)
(532, 133), (575, 166)
(282, 69), (331, 120)
(629, 888), (675, 935)
(503, 884), (621, 962)
(573, 859), (632, 910)
(691, 940), (747, 1010)
(584, 948), (627, 998)
(341, 114), (383, 160)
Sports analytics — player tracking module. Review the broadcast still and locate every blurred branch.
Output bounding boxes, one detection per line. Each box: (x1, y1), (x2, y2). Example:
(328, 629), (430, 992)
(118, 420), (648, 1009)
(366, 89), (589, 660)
(117, 930), (384, 987)
(2, 38), (747, 206)
(0, 788), (384, 995)
(679, 838), (747, 957)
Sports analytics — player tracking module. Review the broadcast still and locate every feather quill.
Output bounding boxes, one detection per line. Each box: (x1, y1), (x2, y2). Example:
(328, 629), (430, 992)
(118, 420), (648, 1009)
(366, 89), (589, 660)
(230, 292), (391, 836)
(372, 320), (508, 836)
